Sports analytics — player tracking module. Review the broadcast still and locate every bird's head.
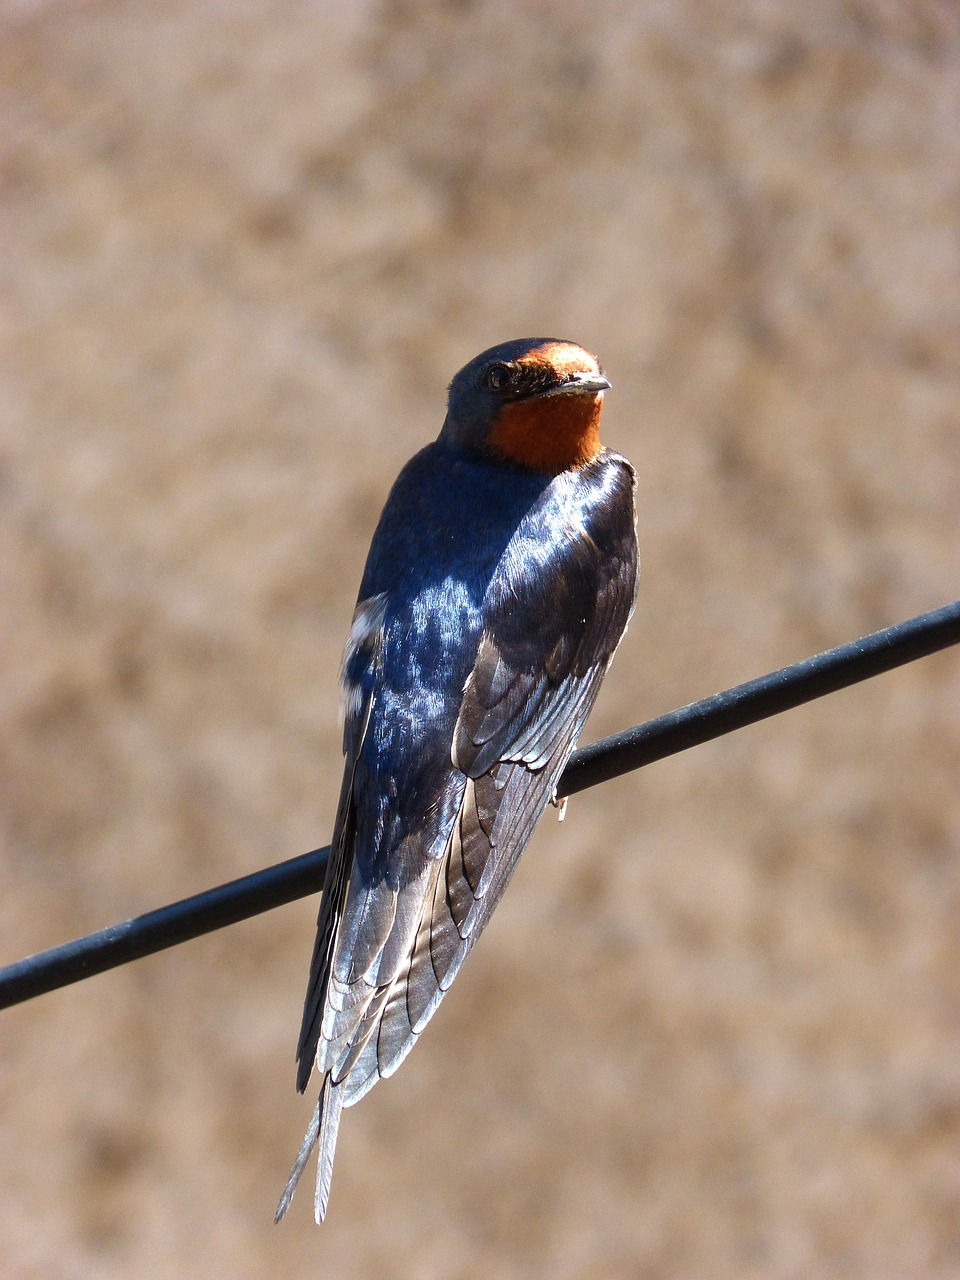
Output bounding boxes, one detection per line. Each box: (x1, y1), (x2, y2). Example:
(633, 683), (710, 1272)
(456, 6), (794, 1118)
(441, 338), (611, 474)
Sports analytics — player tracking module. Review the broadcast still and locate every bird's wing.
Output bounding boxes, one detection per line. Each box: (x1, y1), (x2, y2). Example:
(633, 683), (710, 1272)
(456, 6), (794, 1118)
(333, 458), (639, 1099)
(294, 593), (388, 1095)
(280, 598), (381, 1221)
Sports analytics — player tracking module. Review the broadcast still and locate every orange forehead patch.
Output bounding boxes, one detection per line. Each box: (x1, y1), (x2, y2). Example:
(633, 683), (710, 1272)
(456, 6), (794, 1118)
(490, 390), (605, 474)
(516, 341), (604, 380)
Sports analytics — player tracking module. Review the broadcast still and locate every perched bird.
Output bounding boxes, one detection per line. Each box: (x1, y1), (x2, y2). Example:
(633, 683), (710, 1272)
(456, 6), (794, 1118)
(276, 338), (639, 1224)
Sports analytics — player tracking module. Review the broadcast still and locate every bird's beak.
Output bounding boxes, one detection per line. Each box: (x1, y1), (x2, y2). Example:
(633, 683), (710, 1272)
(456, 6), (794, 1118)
(540, 371), (611, 398)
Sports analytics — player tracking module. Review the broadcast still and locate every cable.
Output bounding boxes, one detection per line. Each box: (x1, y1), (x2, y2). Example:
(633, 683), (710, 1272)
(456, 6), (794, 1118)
(1, 599), (958, 1012)
(560, 598), (960, 795)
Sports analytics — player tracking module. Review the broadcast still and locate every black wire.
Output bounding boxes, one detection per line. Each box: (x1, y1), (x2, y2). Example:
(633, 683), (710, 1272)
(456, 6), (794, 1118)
(2, 599), (958, 1012)
(560, 598), (960, 795)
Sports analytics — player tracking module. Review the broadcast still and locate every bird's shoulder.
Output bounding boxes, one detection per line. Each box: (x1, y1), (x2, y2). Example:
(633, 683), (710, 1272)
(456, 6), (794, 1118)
(357, 442), (551, 594)
(484, 449), (638, 636)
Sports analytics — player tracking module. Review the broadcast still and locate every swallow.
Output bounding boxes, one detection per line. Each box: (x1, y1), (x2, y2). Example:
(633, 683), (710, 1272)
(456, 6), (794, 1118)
(276, 338), (639, 1224)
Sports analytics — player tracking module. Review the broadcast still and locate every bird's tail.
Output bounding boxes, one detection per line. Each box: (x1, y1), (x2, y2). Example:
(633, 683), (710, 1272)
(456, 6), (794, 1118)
(274, 1074), (345, 1225)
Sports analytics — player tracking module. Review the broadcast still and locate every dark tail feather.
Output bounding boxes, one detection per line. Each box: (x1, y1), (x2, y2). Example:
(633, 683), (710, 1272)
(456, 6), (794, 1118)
(274, 1075), (345, 1225)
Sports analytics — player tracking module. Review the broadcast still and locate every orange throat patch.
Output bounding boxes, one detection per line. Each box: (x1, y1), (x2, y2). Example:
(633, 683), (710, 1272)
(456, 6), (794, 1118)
(489, 392), (604, 474)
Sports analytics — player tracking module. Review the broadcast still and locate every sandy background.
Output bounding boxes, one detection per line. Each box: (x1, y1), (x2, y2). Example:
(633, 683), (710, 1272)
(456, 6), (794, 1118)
(2, 1), (960, 1276)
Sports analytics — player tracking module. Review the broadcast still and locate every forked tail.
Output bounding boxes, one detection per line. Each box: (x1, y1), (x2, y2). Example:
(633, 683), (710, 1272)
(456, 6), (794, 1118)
(275, 1074), (345, 1225)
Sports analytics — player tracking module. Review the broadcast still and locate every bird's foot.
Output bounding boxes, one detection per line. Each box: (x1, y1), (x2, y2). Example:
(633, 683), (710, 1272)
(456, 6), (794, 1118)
(550, 788), (568, 822)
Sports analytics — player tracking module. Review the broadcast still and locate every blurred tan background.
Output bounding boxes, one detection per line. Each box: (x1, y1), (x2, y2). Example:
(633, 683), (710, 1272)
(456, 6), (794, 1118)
(2, 2), (959, 1276)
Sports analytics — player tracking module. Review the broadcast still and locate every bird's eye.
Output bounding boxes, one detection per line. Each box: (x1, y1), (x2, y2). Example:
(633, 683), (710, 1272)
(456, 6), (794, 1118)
(485, 361), (517, 392)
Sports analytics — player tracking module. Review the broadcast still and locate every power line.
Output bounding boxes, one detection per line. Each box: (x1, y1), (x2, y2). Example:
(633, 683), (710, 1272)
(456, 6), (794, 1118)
(1, 599), (958, 1012)
(560, 598), (960, 794)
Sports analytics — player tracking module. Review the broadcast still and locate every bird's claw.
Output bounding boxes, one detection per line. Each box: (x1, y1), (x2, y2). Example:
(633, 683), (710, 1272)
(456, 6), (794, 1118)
(550, 787), (568, 822)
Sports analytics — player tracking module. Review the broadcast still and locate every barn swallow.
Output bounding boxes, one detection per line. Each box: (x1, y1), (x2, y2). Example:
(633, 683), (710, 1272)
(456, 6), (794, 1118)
(276, 338), (639, 1223)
